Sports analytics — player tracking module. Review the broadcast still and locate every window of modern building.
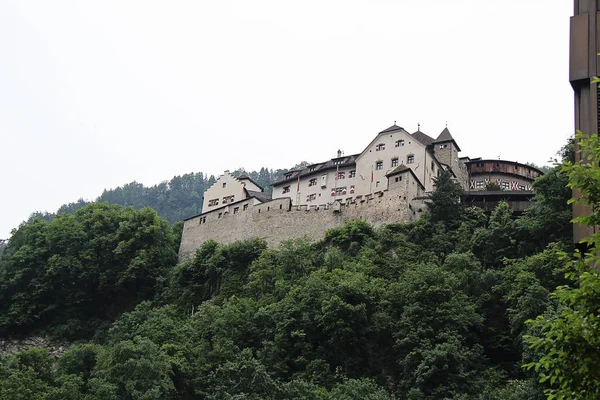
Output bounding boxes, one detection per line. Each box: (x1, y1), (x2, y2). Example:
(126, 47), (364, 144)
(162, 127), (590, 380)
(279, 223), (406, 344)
(407, 155), (414, 164)
(337, 172), (345, 179)
(309, 178), (317, 186)
(395, 139), (404, 147)
(376, 143), (385, 151)
(376, 161), (383, 170)
(391, 158), (398, 167)
(233, 207), (239, 214)
(349, 170), (356, 178)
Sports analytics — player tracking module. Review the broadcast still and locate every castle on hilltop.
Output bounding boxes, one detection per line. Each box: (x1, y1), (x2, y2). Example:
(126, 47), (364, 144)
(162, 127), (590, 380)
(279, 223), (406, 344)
(178, 124), (543, 260)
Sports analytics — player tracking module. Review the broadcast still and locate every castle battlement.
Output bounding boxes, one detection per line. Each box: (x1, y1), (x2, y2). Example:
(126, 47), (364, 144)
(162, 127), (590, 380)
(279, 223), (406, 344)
(178, 183), (425, 261)
(178, 123), (542, 261)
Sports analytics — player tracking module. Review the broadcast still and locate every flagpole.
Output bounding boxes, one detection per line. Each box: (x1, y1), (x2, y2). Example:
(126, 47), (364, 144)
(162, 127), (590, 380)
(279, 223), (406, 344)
(370, 165), (373, 195)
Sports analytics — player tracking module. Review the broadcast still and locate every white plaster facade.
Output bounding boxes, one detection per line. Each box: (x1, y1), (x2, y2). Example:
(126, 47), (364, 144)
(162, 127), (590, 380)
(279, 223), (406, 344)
(272, 124), (455, 207)
(202, 171), (268, 214)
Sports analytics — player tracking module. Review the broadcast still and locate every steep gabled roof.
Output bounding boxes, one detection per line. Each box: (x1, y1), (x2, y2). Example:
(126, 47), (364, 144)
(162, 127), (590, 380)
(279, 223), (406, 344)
(237, 173), (264, 191)
(411, 130), (435, 146)
(432, 127), (461, 151)
(379, 124), (404, 134)
(245, 189), (271, 203)
(386, 164), (411, 176)
(385, 164), (425, 189)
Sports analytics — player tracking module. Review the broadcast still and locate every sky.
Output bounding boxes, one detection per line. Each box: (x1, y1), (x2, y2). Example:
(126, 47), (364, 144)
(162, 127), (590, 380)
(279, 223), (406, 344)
(0, 1), (574, 239)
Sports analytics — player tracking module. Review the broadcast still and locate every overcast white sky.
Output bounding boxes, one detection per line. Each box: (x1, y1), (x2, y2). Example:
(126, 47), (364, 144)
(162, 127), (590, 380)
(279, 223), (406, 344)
(0, 1), (574, 238)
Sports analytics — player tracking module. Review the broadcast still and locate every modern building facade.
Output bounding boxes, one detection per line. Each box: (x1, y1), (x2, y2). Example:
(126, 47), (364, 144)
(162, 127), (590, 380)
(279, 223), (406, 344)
(570, 0), (600, 242)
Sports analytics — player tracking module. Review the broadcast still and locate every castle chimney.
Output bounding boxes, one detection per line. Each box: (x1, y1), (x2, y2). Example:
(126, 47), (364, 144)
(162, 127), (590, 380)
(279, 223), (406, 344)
(337, 149), (342, 158)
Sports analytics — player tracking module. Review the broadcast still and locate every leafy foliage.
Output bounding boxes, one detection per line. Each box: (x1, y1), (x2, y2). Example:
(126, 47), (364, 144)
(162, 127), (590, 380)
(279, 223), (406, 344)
(0, 141), (575, 398)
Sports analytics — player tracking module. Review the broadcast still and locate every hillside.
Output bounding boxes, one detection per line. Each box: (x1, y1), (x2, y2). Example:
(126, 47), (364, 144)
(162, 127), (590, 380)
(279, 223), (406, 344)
(22, 164), (309, 231)
(0, 151), (577, 399)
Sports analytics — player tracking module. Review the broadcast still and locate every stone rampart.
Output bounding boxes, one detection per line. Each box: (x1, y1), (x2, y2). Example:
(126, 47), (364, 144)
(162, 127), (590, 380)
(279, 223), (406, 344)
(178, 185), (419, 260)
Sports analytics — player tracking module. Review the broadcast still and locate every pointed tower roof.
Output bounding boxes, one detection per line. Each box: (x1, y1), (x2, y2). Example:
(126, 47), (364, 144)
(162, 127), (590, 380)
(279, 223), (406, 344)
(379, 124), (404, 134)
(432, 127), (461, 151)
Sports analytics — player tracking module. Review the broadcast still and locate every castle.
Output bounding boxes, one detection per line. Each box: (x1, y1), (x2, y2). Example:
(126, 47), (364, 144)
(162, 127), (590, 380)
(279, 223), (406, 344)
(178, 124), (543, 260)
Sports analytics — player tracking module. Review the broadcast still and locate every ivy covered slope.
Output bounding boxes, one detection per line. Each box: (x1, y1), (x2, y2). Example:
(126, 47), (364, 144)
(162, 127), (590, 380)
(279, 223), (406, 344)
(0, 149), (577, 399)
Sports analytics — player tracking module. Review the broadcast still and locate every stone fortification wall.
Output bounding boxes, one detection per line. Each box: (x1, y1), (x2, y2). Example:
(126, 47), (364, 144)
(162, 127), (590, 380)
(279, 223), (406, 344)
(179, 186), (418, 260)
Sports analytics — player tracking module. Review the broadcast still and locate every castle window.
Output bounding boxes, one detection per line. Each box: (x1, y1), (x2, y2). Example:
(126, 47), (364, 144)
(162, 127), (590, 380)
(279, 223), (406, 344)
(335, 187), (347, 196)
(233, 207), (239, 214)
(395, 176), (402, 182)
(376, 143), (385, 151)
(376, 181), (381, 188)
(395, 139), (404, 147)
(391, 158), (398, 167)
(337, 171), (345, 180)
(476, 181), (484, 189)
(349, 170), (356, 178)
(376, 161), (383, 170)
(218, 213), (222, 219)
(309, 178), (317, 187)
(208, 198), (219, 207)
(243, 204), (248, 211)
(431, 161), (434, 171)
(439, 144), (447, 149)
(407, 155), (414, 164)
(283, 186), (290, 194)
(222, 182), (227, 188)
(307, 193), (317, 202)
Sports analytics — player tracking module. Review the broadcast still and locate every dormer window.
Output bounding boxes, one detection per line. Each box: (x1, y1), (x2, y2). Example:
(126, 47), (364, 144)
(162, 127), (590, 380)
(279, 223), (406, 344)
(309, 166), (316, 172)
(285, 173), (293, 179)
(395, 140), (404, 147)
(376, 143), (385, 151)
(333, 160), (343, 165)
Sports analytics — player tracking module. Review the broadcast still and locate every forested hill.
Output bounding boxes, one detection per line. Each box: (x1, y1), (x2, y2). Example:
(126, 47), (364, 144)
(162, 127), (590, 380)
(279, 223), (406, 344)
(0, 153), (576, 398)
(26, 163), (309, 228)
